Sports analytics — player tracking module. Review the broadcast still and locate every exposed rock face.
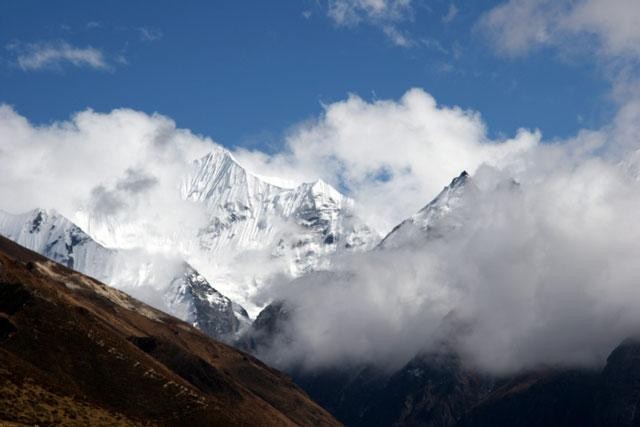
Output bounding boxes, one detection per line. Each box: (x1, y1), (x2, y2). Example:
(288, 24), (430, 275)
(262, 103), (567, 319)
(0, 236), (339, 426)
(165, 264), (250, 342)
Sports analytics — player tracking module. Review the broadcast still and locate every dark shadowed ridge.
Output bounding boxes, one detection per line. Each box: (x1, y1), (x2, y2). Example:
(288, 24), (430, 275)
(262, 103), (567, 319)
(0, 235), (340, 426)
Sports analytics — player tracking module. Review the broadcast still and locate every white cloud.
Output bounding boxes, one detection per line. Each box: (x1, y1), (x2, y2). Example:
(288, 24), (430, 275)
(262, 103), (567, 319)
(264, 149), (640, 373)
(230, 89), (640, 374)
(476, 0), (563, 56)
(567, 0), (640, 57)
(477, 0), (640, 59)
(247, 94), (640, 374)
(328, 0), (412, 26)
(382, 25), (412, 47)
(0, 105), (212, 220)
(234, 88), (537, 233)
(8, 41), (110, 71)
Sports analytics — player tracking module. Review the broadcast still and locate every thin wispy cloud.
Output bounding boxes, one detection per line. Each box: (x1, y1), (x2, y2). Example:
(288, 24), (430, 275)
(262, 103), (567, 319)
(477, 0), (640, 59)
(382, 25), (412, 47)
(327, 0), (413, 26)
(139, 27), (163, 42)
(327, 0), (414, 46)
(442, 3), (458, 23)
(477, 0), (640, 109)
(7, 40), (111, 71)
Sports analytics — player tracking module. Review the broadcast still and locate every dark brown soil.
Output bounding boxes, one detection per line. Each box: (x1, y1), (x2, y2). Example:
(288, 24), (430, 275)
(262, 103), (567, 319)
(0, 235), (340, 427)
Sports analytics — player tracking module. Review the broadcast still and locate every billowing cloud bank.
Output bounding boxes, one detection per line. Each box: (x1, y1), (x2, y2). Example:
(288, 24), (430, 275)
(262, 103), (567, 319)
(0, 105), (216, 248)
(0, 105), (210, 214)
(0, 88), (537, 234)
(3, 87), (640, 374)
(240, 92), (640, 374)
(260, 156), (640, 374)
(234, 88), (538, 233)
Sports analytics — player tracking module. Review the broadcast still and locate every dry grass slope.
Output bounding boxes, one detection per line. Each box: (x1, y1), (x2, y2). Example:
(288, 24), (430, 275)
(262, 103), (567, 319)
(0, 236), (340, 427)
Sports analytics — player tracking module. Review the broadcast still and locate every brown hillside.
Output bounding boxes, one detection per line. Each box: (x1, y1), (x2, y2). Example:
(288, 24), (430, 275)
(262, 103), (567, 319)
(0, 235), (340, 426)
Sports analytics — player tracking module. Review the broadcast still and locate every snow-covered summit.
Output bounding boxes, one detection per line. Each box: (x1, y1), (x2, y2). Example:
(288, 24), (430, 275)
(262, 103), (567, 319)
(379, 171), (473, 249)
(181, 149), (373, 257)
(0, 208), (114, 273)
(179, 149), (379, 313)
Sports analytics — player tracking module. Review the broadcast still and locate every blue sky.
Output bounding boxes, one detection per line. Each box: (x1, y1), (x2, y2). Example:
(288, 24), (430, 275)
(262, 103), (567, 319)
(0, 0), (614, 151)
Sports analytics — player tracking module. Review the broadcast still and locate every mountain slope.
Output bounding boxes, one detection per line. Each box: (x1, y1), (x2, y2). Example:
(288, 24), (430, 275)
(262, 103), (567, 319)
(0, 235), (339, 426)
(0, 208), (249, 341)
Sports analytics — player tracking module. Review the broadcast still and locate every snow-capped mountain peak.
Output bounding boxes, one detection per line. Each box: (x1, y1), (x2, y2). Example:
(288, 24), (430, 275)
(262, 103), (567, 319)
(413, 170), (470, 221)
(179, 149), (379, 314)
(181, 147), (284, 209)
(180, 148), (377, 253)
(0, 208), (107, 271)
(182, 149), (353, 217)
(379, 171), (473, 249)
